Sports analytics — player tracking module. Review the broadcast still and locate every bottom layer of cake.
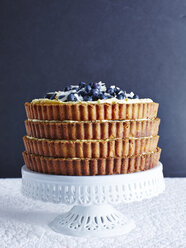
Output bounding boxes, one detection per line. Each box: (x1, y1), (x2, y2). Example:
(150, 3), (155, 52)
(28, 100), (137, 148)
(22, 148), (161, 176)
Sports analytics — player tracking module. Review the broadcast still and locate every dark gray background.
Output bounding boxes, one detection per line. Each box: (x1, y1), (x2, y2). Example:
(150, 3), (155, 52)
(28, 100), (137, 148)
(1, 0), (186, 177)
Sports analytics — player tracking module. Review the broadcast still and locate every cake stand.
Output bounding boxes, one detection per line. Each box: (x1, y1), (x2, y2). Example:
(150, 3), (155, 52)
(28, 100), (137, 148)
(21, 162), (165, 237)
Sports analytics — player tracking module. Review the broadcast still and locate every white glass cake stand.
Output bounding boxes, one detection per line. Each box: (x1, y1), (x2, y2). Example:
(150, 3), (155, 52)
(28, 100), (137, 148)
(21, 162), (165, 237)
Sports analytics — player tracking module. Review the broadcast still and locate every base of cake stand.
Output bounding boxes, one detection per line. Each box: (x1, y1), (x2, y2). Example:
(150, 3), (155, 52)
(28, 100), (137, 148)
(22, 162), (165, 237)
(49, 205), (135, 237)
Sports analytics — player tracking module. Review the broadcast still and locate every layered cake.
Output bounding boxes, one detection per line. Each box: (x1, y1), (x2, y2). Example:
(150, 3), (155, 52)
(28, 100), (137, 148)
(23, 81), (161, 175)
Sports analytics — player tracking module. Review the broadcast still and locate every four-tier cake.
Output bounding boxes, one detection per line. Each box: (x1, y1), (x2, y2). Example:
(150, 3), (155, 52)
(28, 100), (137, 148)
(23, 81), (161, 175)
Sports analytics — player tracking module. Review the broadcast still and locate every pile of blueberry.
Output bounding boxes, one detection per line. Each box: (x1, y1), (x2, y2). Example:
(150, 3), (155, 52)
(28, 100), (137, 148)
(44, 82), (139, 102)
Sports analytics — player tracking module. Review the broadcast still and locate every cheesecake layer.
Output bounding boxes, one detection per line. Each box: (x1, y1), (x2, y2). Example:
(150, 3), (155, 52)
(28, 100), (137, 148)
(25, 118), (160, 140)
(25, 102), (159, 121)
(23, 135), (159, 158)
(23, 148), (161, 176)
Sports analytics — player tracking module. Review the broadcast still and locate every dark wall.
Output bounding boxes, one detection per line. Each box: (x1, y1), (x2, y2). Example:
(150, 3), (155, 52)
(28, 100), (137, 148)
(1, 0), (186, 177)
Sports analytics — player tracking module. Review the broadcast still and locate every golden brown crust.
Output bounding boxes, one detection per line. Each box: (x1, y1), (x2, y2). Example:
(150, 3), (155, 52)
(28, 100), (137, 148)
(22, 148), (161, 176)
(25, 102), (159, 121)
(25, 118), (160, 140)
(23, 135), (159, 158)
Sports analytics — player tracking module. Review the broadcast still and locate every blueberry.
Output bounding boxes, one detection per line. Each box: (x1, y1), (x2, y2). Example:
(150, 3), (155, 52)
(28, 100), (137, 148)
(78, 90), (86, 96)
(58, 94), (65, 99)
(91, 82), (100, 89)
(133, 94), (139, 99)
(99, 93), (106, 99)
(92, 88), (100, 96)
(64, 86), (71, 91)
(83, 95), (93, 101)
(92, 95), (99, 101)
(118, 90), (125, 96)
(91, 89), (100, 100)
(89, 82), (94, 87)
(45, 92), (56, 100)
(114, 87), (121, 94)
(79, 82), (86, 89)
(85, 85), (92, 93)
(95, 85), (101, 90)
(67, 93), (77, 101)
(105, 94), (113, 99)
(117, 94), (124, 100)
(107, 87), (115, 96)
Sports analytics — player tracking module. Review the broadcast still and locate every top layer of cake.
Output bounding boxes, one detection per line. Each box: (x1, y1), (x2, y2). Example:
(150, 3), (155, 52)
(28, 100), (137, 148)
(31, 81), (153, 104)
(25, 81), (158, 121)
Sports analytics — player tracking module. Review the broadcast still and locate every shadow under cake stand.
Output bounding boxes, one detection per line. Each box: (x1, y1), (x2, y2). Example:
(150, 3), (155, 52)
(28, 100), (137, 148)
(21, 162), (165, 237)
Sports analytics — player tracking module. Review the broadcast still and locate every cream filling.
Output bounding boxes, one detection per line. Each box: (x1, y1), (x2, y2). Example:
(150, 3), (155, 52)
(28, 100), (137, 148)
(31, 98), (153, 104)
(28, 118), (154, 123)
(26, 135), (155, 142)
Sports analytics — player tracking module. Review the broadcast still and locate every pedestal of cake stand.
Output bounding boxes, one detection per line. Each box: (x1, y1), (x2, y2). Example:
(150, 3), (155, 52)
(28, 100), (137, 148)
(21, 162), (165, 237)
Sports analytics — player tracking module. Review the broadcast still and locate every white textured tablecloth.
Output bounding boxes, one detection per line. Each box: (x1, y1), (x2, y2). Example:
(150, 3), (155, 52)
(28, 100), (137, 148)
(0, 178), (185, 248)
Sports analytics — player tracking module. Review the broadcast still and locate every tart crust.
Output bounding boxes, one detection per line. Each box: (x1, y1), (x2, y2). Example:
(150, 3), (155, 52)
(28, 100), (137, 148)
(22, 148), (161, 176)
(23, 135), (159, 158)
(25, 102), (159, 121)
(25, 118), (160, 140)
